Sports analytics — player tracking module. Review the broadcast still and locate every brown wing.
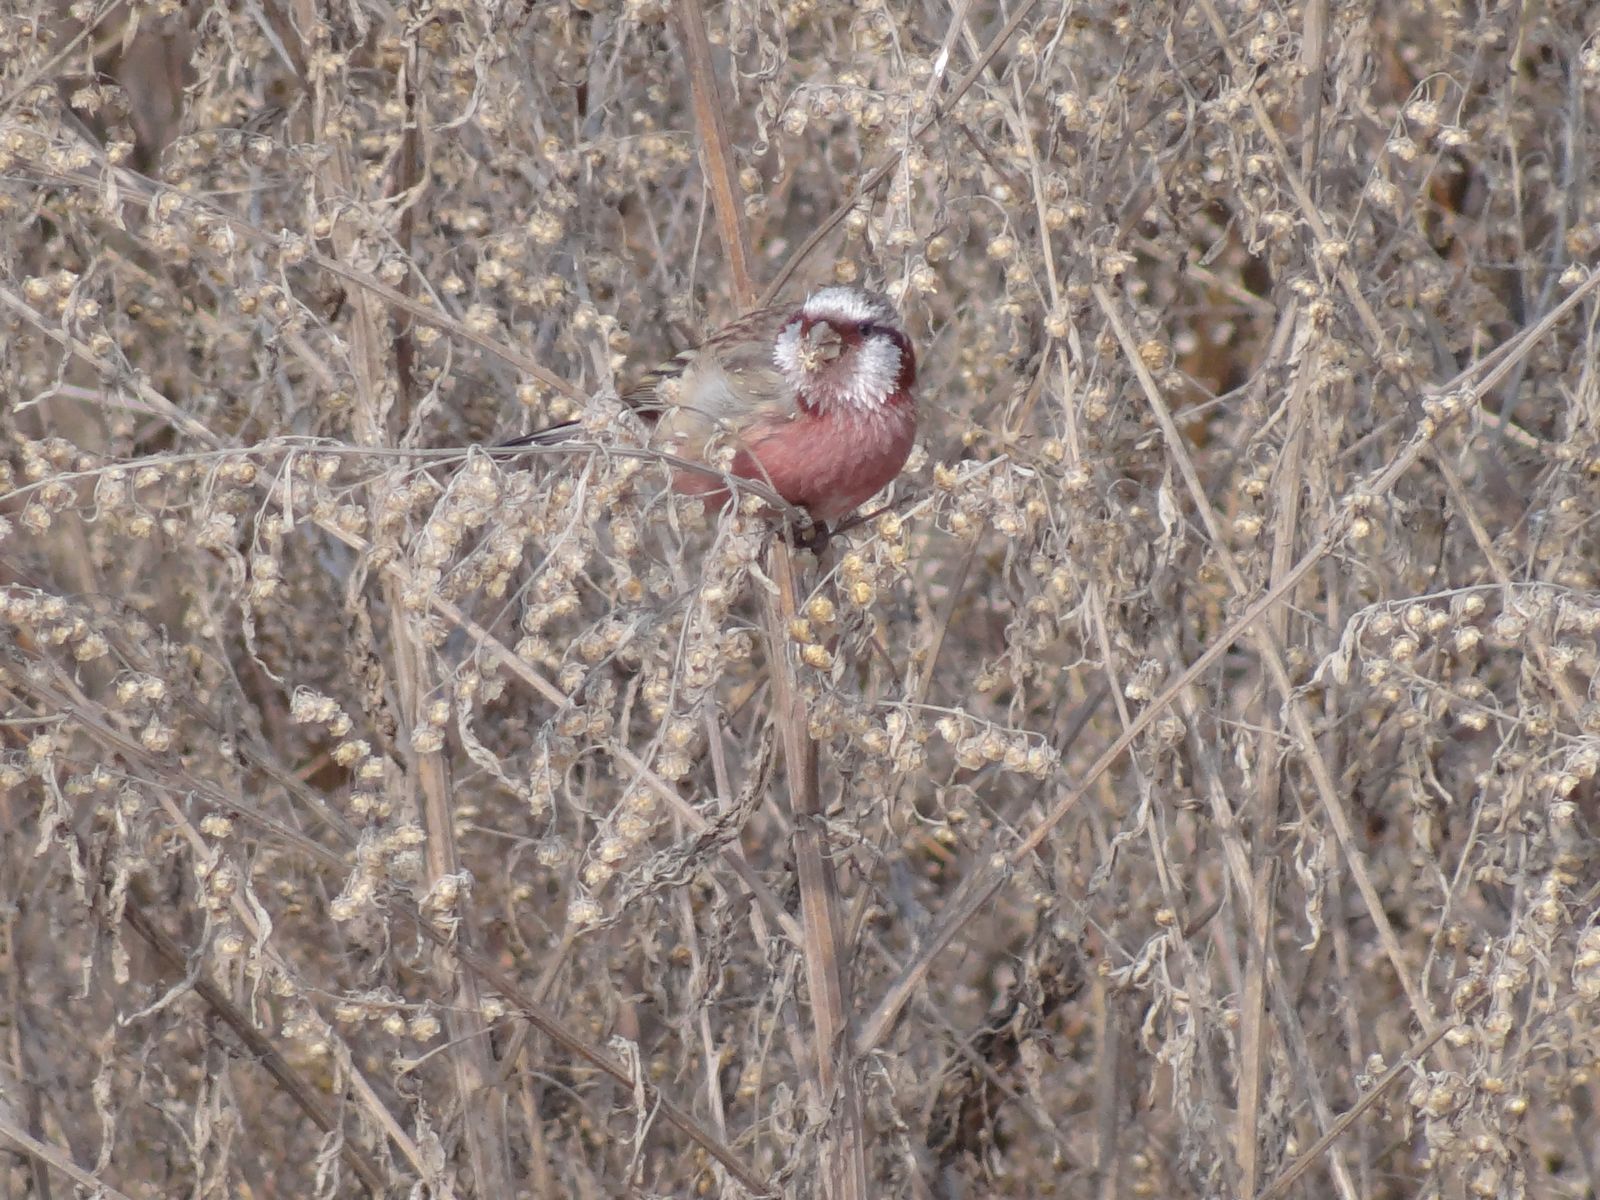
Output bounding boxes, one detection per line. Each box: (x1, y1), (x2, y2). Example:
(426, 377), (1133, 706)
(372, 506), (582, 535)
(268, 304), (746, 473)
(502, 303), (798, 452)
(632, 303), (801, 453)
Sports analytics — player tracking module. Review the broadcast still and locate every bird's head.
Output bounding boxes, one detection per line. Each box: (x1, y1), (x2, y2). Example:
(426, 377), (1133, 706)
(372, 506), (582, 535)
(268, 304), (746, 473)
(773, 286), (917, 416)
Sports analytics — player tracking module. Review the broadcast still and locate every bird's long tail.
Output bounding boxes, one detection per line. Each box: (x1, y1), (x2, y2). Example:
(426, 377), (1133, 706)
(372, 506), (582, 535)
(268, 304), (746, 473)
(496, 422), (580, 449)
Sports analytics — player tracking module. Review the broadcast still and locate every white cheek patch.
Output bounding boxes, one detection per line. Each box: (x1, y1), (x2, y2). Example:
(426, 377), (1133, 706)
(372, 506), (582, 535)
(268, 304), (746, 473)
(843, 335), (902, 409)
(773, 319), (805, 383)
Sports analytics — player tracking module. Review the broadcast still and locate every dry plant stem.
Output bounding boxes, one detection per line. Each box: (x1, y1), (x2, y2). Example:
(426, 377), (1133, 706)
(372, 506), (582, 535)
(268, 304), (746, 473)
(300, 5), (513, 1181)
(519, 1070), (556, 1200)
(1237, 306), (1314, 1200)
(676, 887), (731, 1142)
(1254, 994), (1485, 1200)
(1090, 979), (1125, 1200)
(1297, 0), (1330, 181)
(1150, 617), (1363, 1197)
(3, 906), (53, 1200)
(858, 263), (1600, 1056)
(673, 0), (754, 305)
(674, 0), (867, 1193)
(1073, 558), (1154, 1183)
(1091, 280), (1433, 1018)
(1236, 859), (1279, 1196)
(376, 550), (513, 1190)
(764, 540), (867, 1200)
(121, 896), (390, 1195)
(391, 37), (424, 430)
(0, 1116), (135, 1200)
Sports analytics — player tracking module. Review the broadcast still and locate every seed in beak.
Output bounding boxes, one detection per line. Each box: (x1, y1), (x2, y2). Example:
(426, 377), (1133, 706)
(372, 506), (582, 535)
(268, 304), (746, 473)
(798, 324), (843, 371)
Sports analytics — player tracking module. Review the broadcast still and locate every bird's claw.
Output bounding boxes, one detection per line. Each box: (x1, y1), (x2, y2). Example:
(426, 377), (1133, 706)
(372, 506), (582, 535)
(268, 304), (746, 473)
(782, 518), (831, 555)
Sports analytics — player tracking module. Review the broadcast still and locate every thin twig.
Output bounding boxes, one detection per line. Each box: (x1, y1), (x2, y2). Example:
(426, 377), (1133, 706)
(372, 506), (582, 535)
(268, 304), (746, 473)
(122, 896), (391, 1195)
(1254, 995), (1484, 1200)
(0, 1116), (136, 1200)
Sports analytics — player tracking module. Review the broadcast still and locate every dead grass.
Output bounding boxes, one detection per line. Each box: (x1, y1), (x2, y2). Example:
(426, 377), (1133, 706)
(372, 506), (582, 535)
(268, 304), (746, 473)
(2, 0), (1599, 1197)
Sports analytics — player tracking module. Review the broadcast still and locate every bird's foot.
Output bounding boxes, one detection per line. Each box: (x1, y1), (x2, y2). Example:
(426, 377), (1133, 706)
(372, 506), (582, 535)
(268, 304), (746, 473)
(782, 518), (831, 555)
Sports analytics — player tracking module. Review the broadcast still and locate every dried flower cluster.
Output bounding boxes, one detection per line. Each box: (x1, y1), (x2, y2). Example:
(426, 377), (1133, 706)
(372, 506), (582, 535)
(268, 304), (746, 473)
(3, 1), (1599, 1196)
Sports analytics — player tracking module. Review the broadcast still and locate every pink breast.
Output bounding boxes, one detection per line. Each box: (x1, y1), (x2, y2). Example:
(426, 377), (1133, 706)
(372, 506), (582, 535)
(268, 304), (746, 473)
(740, 402), (917, 523)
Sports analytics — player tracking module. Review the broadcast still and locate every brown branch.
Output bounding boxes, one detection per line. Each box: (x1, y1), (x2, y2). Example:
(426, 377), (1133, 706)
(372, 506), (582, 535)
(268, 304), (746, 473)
(122, 896), (391, 1195)
(672, 1), (865, 1194)
(411, 909), (773, 1195)
(1255, 994), (1484, 1200)
(0, 1116), (135, 1200)
(673, 0), (756, 308)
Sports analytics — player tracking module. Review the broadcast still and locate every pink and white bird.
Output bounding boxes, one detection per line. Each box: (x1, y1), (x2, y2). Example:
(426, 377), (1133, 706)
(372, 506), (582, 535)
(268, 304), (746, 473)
(509, 286), (918, 526)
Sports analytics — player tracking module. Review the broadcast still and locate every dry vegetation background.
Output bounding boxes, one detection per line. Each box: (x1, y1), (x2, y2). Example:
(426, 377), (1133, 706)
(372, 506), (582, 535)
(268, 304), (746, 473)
(3, 0), (1600, 1196)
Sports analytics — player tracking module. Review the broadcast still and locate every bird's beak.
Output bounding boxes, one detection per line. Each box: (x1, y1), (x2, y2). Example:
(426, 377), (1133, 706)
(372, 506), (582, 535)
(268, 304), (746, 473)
(798, 323), (843, 371)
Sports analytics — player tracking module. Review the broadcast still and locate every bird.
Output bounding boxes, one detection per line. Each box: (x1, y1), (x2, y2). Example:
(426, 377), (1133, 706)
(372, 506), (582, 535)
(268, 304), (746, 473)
(503, 285), (918, 529)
